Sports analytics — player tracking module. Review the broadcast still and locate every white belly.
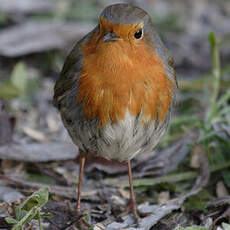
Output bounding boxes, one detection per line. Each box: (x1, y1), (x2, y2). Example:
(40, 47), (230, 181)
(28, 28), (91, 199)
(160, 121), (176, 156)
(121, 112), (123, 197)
(63, 109), (169, 162)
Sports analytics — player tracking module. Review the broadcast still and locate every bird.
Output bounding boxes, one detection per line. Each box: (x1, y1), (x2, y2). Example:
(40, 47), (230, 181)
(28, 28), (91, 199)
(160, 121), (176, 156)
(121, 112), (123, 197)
(53, 3), (177, 220)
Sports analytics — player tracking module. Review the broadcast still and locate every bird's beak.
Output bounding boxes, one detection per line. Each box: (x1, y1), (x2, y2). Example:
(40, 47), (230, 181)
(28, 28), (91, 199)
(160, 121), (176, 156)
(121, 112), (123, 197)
(103, 31), (120, 42)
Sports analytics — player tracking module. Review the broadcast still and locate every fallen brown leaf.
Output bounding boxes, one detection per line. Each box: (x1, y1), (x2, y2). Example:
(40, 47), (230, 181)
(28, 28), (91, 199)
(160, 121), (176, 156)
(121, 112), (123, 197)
(0, 21), (93, 57)
(0, 0), (55, 14)
(0, 141), (78, 162)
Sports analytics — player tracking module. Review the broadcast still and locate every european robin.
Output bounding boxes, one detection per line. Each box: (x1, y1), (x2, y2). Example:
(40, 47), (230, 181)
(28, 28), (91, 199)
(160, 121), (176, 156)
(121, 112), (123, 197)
(53, 3), (177, 220)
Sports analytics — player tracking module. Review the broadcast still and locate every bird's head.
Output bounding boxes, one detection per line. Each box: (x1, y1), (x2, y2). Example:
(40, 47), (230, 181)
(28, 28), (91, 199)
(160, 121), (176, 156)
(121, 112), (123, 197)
(98, 4), (152, 46)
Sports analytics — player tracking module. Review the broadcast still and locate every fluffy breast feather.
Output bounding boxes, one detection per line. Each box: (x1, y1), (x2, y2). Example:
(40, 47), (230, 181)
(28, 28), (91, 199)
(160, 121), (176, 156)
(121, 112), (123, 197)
(78, 30), (175, 127)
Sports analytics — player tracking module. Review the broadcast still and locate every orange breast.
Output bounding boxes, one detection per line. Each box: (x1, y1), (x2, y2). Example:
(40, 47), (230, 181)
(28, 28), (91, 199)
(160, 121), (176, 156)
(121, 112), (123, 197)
(78, 30), (174, 127)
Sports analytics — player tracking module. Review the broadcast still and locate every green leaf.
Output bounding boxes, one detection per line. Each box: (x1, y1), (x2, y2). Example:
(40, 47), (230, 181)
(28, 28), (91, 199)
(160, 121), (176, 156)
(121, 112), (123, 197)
(174, 226), (208, 230)
(7, 188), (49, 230)
(26, 174), (56, 184)
(0, 82), (21, 99)
(84, 213), (90, 222)
(0, 11), (8, 24)
(209, 32), (216, 47)
(183, 190), (211, 213)
(20, 187), (49, 211)
(12, 207), (39, 230)
(14, 206), (27, 221)
(214, 151), (230, 187)
(10, 62), (28, 95)
(207, 32), (221, 123)
(40, 212), (52, 218)
(222, 223), (230, 230)
(5, 217), (18, 224)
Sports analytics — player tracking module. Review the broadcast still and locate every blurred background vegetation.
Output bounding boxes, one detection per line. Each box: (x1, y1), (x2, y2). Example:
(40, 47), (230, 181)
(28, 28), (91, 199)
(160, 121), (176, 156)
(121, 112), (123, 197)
(0, 0), (230, 229)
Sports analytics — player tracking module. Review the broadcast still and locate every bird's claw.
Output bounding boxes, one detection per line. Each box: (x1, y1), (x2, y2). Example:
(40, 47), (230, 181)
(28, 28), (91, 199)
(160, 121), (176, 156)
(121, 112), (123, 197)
(118, 200), (141, 224)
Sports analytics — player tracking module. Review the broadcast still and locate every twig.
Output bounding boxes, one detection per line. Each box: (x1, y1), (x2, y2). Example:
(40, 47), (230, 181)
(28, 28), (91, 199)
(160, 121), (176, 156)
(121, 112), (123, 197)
(0, 174), (96, 199)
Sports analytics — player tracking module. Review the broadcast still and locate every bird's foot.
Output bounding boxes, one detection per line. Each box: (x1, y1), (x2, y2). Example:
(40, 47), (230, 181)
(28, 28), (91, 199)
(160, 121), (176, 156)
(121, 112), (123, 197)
(74, 209), (91, 230)
(118, 200), (141, 224)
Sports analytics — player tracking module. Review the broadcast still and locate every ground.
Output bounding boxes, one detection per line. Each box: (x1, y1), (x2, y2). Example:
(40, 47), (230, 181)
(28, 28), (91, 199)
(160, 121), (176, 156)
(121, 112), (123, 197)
(0, 0), (230, 229)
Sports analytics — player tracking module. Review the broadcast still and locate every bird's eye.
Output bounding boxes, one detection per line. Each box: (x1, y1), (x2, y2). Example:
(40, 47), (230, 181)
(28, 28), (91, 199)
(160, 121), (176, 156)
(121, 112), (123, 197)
(134, 29), (143, 39)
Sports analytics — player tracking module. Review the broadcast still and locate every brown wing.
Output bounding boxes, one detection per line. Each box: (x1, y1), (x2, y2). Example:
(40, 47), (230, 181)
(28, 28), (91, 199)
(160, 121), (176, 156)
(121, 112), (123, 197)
(148, 27), (178, 89)
(53, 27), (98, 109)
(53, 41), (83, 109)
(166, 50), (178, 89)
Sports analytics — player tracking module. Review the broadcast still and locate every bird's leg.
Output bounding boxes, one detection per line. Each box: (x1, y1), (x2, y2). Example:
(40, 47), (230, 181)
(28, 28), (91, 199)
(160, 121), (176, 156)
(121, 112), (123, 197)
(75, 154), (92, 229)
(118, 160), (139, 221)
(127, 160), (138, 220)
(76, 154), (86, 214)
